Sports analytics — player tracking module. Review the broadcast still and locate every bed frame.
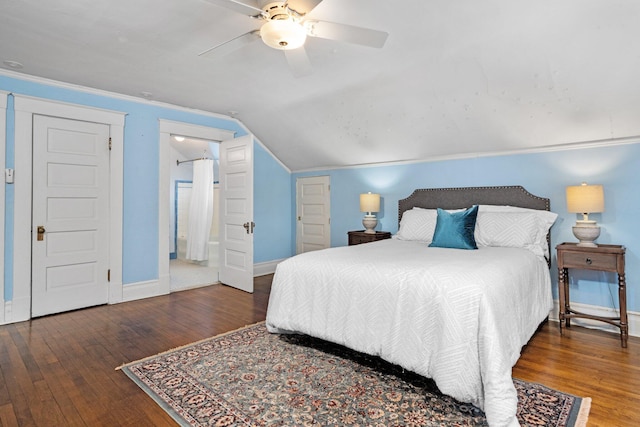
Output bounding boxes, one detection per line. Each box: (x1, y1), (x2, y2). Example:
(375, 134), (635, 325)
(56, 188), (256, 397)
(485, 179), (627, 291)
(398, 185), (552, 262)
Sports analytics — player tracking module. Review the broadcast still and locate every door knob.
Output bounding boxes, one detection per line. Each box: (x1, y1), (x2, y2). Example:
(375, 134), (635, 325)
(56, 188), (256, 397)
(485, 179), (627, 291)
(243, 222), (255, 234)
(37, 225), (45, 241)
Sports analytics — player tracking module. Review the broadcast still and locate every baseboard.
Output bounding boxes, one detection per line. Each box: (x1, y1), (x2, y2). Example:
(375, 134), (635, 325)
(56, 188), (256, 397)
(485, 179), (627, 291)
(122, 279), (170, 303)
(253, 259), (284, 277)
(5, 295), (30, 324)
(549, 300), (640, 338)
(0, 300), (6, 325)
(171, 281), (219, 293)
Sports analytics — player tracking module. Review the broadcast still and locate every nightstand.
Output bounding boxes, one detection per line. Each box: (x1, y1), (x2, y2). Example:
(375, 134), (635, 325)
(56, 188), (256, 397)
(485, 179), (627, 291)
(556, 242), (627, 347)
(348, 230), (391, 246)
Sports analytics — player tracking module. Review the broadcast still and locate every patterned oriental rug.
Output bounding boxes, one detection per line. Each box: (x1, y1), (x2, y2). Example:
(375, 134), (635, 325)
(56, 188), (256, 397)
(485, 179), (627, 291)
(119, 322), (590, 427)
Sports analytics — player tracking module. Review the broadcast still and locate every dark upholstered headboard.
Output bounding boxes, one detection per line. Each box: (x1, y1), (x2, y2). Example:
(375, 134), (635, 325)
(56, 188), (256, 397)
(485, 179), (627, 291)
(398, 186), (550, 223)
(398, 186), (552, 263)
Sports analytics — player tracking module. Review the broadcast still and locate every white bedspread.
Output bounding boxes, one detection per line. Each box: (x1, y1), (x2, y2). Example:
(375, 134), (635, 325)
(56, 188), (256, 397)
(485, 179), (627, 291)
(266, 239), (553, 427)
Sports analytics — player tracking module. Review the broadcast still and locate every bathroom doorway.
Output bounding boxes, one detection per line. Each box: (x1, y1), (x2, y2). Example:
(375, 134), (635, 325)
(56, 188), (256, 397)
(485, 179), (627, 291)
(169, 135), (220, 291)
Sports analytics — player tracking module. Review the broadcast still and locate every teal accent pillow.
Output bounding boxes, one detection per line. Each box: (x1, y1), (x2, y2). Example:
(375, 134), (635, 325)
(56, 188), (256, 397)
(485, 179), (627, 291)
(429, 205), (479, 250)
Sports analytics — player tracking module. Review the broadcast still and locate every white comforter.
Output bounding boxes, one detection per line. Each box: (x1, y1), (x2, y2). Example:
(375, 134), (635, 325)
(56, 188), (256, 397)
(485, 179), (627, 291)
(266, 239), (553, 427)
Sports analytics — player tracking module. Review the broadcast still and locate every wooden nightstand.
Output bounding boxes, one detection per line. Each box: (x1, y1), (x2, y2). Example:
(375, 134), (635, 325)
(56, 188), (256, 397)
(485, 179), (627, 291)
(556, 242), (627, 347)
(348, 230), (391, 246)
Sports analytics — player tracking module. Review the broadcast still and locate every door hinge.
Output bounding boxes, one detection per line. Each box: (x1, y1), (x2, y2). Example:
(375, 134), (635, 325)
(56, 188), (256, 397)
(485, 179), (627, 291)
(108, 137), (112, 151)
(107, 269), (111, 282)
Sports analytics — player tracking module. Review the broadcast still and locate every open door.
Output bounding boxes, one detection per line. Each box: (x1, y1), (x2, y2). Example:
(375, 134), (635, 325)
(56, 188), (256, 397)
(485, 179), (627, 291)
(219, 135), (254, 292)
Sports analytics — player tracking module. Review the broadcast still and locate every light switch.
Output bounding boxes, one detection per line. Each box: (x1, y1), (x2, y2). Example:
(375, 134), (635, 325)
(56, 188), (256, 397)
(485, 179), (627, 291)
(5, 168), (14, 184)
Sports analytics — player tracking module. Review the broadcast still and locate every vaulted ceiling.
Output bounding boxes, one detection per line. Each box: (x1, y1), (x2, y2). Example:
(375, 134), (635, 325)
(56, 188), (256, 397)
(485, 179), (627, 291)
(1, 0), (639, 171)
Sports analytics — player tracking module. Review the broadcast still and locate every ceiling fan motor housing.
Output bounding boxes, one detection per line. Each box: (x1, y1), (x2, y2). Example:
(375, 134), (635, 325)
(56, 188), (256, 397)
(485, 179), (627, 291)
(260, 2), (307, 50)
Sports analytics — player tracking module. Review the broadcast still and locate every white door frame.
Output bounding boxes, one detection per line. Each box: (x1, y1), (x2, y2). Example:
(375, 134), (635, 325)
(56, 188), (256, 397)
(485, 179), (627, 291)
(157, 120), (235, 296)
(0, 92), (8, 324)
(12, 95), (125, 323)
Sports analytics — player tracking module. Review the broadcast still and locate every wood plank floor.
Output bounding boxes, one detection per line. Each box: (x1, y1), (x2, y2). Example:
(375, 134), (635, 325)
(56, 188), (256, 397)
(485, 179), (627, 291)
(0, 274), (637, 426)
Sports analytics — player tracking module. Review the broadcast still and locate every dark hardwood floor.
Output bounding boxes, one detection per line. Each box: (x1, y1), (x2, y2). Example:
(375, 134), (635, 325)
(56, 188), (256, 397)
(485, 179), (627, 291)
(0, 274), (637, 426)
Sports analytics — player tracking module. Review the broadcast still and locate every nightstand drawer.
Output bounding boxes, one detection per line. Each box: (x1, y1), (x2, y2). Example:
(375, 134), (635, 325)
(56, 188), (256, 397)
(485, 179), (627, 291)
(562, 251), (617, 271)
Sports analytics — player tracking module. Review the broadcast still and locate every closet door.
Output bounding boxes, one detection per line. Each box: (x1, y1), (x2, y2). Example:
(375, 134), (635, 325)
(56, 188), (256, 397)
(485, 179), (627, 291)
(31, 115), (110, 316)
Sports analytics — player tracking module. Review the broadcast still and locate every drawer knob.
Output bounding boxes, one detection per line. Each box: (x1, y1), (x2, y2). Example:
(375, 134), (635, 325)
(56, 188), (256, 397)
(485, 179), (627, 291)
(586, 257), (592, 265)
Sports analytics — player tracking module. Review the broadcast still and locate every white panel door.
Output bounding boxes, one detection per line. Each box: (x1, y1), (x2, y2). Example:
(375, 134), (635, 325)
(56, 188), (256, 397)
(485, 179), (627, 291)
(219, 135), (253, 293)
(296, 176), (331, 254)
(31, 115), (110, 317)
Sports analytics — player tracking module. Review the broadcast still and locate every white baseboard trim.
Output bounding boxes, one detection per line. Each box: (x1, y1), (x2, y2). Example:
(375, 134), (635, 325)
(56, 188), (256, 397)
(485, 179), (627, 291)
(254, 259), (284, 277)
(549, 300), (640, 338)
(171, 281), (220, 293)
(7, 296), (30, 324)
(0, 300), (7, 325)
(121, 279), (169, 303)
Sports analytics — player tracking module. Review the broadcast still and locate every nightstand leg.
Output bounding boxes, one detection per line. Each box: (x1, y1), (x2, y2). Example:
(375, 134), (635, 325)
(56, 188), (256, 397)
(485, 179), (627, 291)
(563, 268), (571, 328)
(619, 273), (628, 348)
(558, 267), (566, 332)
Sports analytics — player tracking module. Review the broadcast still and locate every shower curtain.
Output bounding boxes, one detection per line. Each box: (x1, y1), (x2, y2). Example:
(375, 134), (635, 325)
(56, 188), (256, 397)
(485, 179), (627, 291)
(186, 159), (214, 261)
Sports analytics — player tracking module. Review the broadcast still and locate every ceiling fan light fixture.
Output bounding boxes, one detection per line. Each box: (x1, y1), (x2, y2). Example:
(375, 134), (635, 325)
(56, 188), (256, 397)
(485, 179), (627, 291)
(260, 19), (307, 50)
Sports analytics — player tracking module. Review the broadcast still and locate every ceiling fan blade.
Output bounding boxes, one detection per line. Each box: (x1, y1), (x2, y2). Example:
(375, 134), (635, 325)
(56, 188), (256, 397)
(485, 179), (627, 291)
(305, 20), (388, 48)
(203, 0), (265, 17)
(198, 30), (260, 57)
(284, 47), (313, 77)
(285, 0), (324, 16)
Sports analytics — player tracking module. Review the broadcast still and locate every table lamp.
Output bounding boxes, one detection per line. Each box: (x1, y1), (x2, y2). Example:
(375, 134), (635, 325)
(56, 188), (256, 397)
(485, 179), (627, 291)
(360, 192), (380, 234)
(566, 182), (605, 247)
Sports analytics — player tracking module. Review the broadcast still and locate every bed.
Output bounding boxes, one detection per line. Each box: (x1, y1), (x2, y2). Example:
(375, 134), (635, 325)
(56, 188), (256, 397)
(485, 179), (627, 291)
(266, 186), (557, 427)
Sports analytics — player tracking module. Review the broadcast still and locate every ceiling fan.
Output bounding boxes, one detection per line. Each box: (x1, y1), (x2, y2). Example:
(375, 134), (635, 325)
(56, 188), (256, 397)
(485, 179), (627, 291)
(199, 0), (389, 76)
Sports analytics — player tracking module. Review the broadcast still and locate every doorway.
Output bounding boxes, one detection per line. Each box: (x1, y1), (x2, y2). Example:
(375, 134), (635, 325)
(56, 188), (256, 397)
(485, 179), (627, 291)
(169, 136), (221, 291)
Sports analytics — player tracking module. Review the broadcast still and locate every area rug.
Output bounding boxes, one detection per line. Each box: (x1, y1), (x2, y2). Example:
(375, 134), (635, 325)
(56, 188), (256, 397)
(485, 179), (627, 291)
(119, 322), (590, 426)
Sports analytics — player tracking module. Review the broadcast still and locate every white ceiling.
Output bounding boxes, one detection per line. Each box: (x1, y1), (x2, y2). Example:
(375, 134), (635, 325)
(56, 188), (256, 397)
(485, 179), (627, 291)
(1, 0), (639, 171)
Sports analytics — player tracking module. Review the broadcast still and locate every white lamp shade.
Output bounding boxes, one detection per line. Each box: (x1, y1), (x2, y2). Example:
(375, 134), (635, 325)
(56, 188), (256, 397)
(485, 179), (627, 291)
(260, 19), (307, 50)
(360, 192), (380, 213)
(566, 183), (605, 213)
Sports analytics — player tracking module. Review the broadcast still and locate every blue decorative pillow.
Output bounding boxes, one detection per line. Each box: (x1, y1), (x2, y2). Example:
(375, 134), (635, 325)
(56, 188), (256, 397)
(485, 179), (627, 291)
(429, 205), (479, 250)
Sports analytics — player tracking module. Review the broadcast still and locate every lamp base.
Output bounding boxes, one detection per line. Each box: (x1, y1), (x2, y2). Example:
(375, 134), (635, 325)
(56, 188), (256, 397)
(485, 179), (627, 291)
(362, 215), (378, 234)
(572, 224), (601, 247)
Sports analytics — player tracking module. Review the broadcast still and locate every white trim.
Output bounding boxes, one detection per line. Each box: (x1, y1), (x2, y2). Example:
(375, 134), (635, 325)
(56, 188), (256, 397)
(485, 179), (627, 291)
(293, 135), (640, 173)
(1, 301), (12, 325)
(159, 120), (236, 141)
(171, 281), (220, 293)
(0, 69), (234, 122)
(0, 91), (7, 324)
(121, 280), (165, 303)
(549, 300), (640, 338)
(11, 95), (125, 322)
(158, 119), (236, 296)
(253, 259), (285, 277)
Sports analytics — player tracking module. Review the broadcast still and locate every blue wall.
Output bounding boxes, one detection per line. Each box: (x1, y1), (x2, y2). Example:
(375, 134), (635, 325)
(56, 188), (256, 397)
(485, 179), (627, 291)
(1, 74), (292, 301)
(294, 143), (640, 312)
(254, 143), (293, 262)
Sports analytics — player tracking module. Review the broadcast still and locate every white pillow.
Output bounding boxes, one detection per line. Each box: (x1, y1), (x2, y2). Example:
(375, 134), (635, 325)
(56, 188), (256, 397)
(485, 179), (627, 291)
(395, 208), (438, 243)
(475, 205), (558, 257)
